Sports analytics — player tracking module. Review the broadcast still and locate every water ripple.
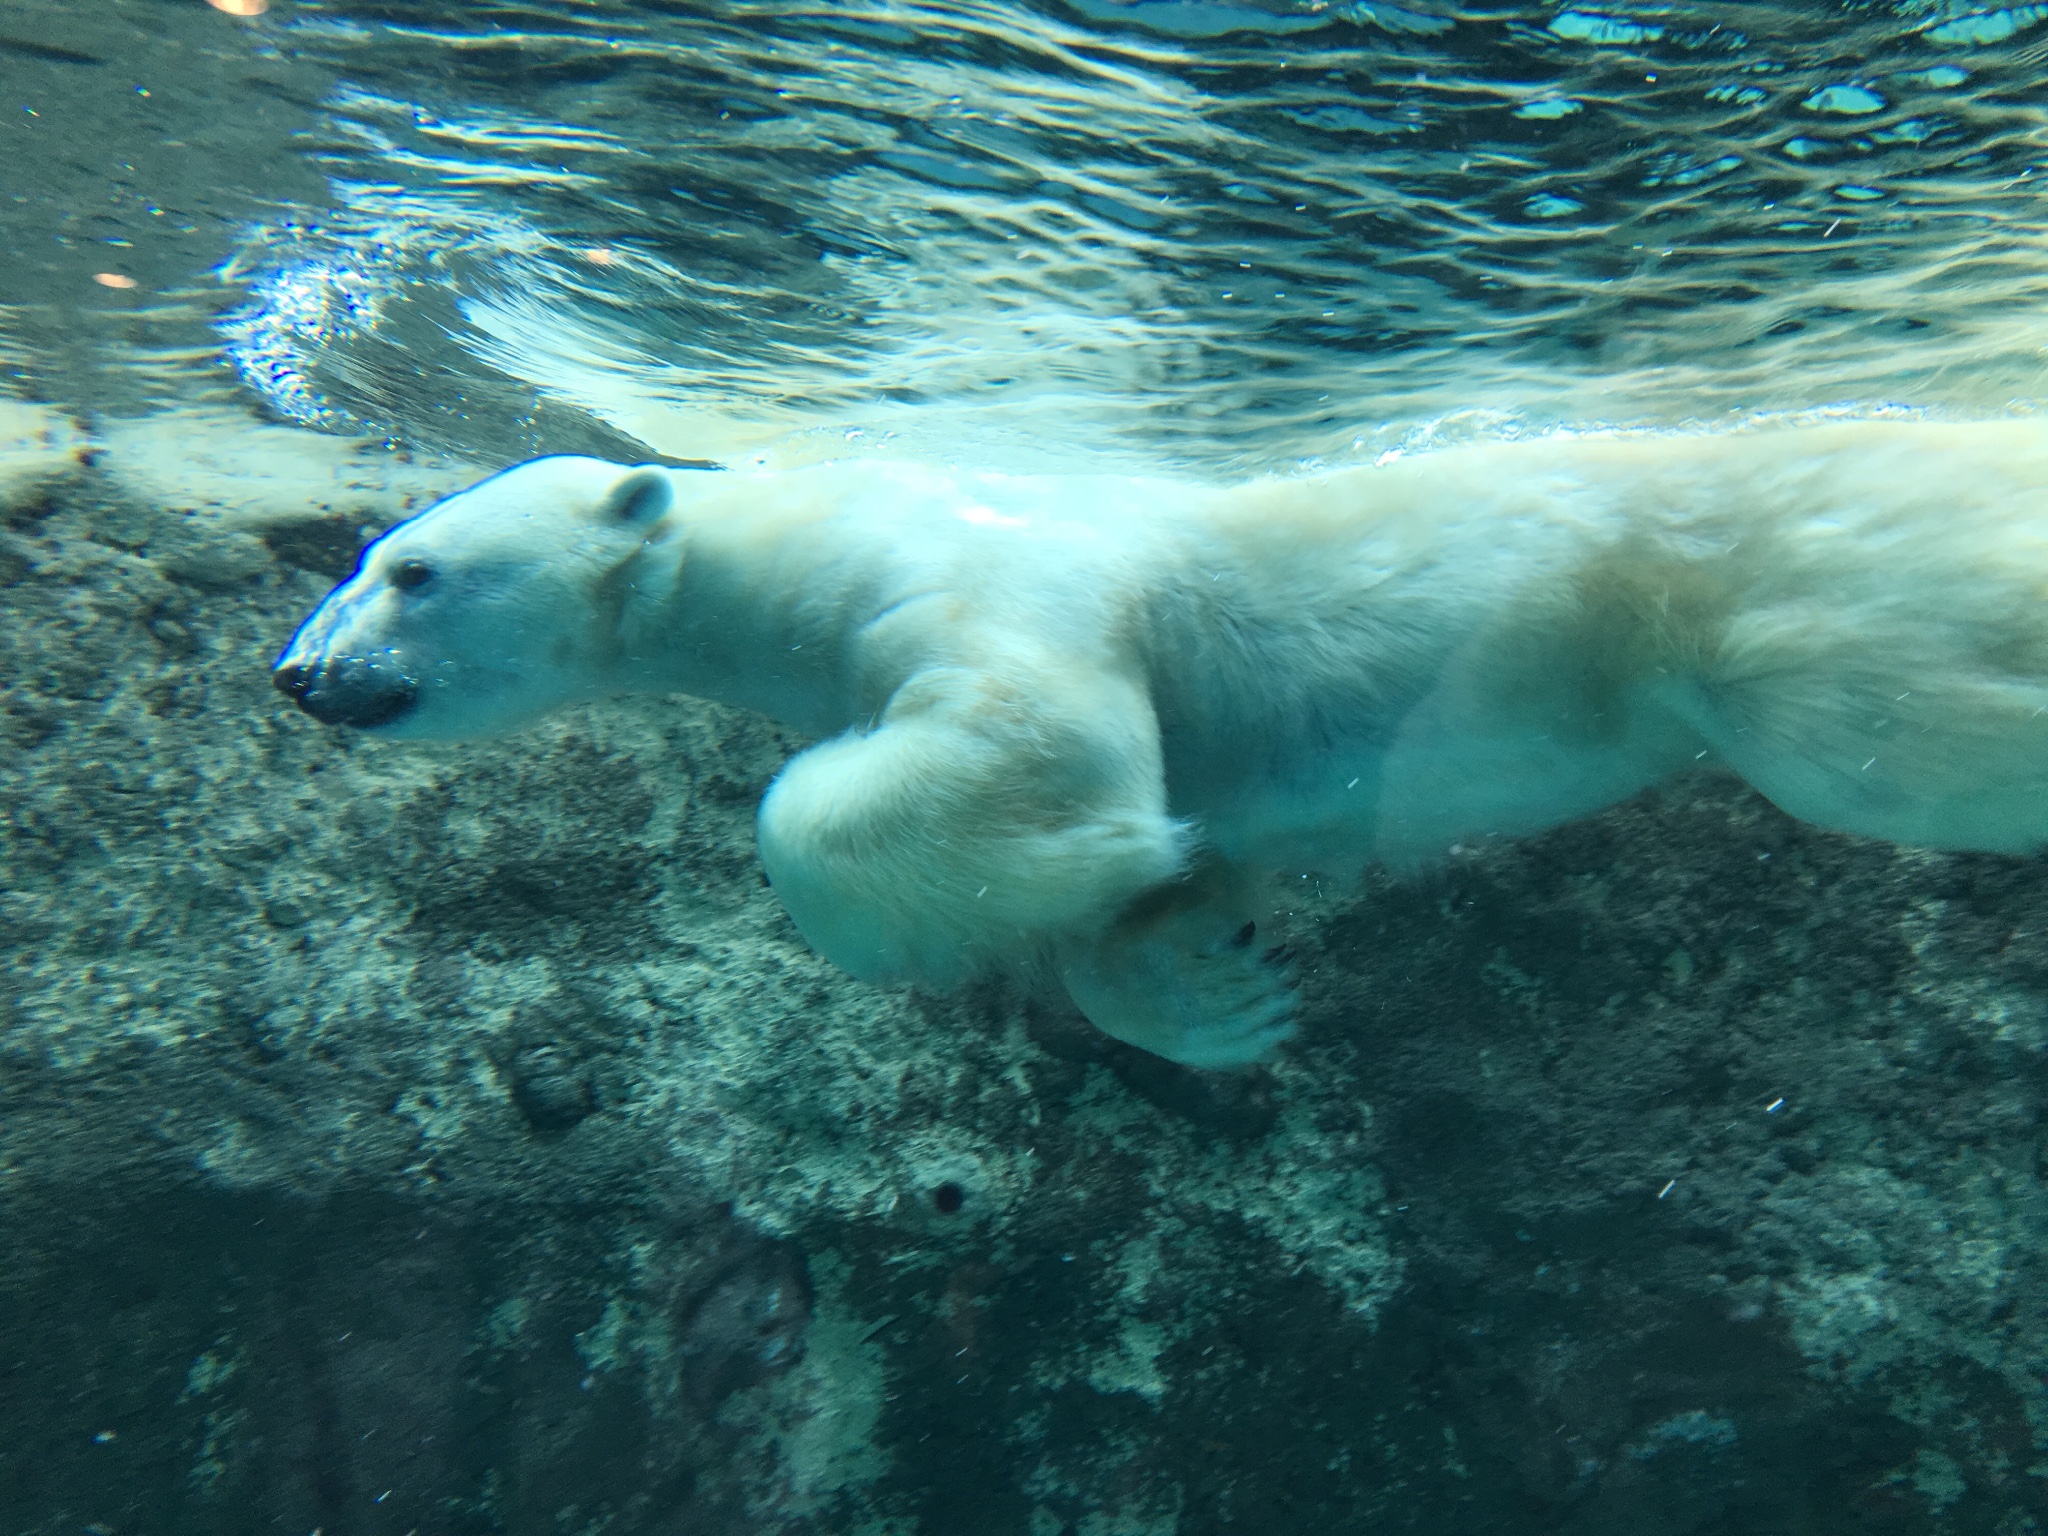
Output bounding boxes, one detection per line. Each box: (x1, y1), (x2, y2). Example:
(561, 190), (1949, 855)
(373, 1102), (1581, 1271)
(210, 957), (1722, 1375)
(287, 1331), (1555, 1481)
(203, 0), (2048, 471)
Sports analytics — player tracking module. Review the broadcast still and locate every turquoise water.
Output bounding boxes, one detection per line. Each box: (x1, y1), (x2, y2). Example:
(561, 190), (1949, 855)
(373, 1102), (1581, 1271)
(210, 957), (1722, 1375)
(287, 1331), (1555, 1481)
(10, 3), (2048, 1534)
(15, 0), (2048, 467)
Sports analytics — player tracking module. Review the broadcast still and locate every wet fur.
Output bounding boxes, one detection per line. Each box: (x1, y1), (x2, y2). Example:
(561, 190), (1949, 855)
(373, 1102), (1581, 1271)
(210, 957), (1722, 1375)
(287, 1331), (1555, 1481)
(277, 417), (2048, 1063)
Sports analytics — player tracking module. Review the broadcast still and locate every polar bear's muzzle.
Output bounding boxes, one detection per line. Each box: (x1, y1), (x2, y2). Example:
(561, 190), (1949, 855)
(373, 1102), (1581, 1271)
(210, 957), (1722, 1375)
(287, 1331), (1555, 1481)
(273, 652), (419, 729)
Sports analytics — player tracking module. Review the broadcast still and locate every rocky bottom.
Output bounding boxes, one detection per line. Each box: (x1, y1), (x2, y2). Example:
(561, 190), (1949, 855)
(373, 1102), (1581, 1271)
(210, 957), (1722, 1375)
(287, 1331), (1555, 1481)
(3, 406), (2046, 1535)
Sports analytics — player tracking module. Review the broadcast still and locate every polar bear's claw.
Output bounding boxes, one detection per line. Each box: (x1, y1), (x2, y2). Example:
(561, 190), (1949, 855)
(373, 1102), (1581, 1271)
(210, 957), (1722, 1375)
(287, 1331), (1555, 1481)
(1056, 909), (1300, 1070)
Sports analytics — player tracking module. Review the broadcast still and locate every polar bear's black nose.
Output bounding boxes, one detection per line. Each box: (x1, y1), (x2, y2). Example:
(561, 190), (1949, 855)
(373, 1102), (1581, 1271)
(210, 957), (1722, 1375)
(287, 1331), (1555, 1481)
(273, 654), (418, 729)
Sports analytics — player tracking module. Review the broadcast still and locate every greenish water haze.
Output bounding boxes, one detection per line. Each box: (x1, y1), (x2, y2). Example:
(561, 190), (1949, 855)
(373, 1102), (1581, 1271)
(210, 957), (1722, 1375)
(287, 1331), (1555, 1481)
(8, 3), (2048, 1534)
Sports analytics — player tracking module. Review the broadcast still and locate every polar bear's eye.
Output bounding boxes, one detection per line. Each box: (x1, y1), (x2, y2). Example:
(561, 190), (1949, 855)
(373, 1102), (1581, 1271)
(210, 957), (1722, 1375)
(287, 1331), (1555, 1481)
(391, 558), (436, 591)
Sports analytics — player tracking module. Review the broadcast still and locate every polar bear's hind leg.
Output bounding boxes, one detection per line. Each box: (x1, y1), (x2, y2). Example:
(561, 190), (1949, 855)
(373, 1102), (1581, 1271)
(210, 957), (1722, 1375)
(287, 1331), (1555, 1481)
(1675, 611), (2048, 854)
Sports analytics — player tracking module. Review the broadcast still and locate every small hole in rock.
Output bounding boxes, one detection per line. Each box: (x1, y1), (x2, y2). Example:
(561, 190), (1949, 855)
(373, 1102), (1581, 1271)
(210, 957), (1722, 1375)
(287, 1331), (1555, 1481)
(932, 1181), (965, 1214)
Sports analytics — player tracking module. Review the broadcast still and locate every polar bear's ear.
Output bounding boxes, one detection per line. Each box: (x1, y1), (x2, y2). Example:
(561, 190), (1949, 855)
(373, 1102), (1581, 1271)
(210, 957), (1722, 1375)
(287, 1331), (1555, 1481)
(599, 466), (673, 527)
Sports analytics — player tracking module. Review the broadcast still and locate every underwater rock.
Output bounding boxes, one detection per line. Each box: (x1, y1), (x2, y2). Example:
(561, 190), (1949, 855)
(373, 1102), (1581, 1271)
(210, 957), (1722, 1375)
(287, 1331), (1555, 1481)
(0, 400), (94, 521)
(98, 409), (475, 536)
(506, 1041), (600, 1134)
(678, 1235), (813, 1406)
(3, 408), (2047, 1533)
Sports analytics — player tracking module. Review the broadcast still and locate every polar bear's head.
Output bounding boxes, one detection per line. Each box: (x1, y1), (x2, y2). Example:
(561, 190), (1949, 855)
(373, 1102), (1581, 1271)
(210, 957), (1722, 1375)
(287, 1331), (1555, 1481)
(274, 455), (681, 739)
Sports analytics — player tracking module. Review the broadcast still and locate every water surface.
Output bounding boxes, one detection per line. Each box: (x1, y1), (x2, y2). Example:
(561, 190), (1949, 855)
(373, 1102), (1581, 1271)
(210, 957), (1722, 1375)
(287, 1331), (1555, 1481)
(10, 0), (2048, 471)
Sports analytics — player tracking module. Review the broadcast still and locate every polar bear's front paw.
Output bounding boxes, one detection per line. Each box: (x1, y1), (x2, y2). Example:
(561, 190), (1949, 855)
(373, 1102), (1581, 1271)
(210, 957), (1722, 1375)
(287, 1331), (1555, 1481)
(1055, 917), (1298, 1069)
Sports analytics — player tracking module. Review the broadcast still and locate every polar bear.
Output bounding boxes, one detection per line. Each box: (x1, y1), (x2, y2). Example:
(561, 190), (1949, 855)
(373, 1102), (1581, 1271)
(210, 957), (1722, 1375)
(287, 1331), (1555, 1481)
(275, 419), (2048, 1066)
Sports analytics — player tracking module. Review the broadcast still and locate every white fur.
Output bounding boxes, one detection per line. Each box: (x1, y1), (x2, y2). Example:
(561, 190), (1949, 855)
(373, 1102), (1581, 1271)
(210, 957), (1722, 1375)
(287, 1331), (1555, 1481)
(278, 419), (2048, 1064)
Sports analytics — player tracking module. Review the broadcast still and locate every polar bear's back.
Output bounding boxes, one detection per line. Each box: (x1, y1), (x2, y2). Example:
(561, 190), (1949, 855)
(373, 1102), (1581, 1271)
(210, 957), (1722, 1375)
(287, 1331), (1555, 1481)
(1157, 418), (2048, 861)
